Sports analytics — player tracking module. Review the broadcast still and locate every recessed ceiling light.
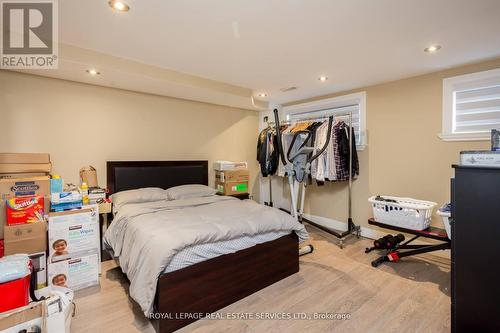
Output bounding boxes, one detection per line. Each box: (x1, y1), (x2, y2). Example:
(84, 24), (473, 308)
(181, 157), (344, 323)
(318, 76), (328, 82)
(108, 0), (130, 12)
(86, 69), (100, 76)
(257, 93), (268, 98)
(424, 45), (441, 53)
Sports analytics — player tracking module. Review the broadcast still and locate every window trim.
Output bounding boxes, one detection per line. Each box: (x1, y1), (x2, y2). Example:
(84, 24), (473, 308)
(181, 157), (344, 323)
(282, 91), (367, 150)
(440, 68), (500, 142)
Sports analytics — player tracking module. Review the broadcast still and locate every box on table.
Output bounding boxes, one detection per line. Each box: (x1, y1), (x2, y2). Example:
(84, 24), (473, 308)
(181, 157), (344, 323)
(48, 207), (100, 264)
(47, 253), (99, 291)
(213, 161), (248, 171)
(215, 169), (249, 183)
(215, 181), (249, 196)
(0, 153), (50, 164)
(4, 221), (47, 256)
(0, 197), (50, 239)
(6, 196), (45, 225)
(0, 163), (52, 174)
(0, 176), (50, 200)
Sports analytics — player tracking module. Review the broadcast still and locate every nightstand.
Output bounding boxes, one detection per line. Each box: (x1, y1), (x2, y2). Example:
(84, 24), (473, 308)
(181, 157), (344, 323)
(97, 201), (112, 262)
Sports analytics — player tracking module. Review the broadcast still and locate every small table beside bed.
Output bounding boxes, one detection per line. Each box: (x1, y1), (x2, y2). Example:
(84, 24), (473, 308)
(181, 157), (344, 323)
(103, 160), (307, 333)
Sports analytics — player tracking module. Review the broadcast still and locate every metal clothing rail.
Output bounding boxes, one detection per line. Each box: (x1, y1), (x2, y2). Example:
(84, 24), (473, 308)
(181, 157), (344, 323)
(270, 109), (360, 249)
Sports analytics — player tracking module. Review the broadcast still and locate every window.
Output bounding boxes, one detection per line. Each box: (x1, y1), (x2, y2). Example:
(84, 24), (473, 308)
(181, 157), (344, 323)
(441, 68), (500, 141)
(282, 92), (367, 149)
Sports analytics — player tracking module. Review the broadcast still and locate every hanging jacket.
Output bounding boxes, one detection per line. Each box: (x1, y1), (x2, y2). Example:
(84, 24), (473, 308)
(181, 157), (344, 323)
(257, 128), (279, 177)
(335, 122), (359, 181)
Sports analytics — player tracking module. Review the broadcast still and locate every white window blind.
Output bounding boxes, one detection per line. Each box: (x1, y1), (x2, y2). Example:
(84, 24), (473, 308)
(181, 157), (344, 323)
(454, 85), (500, 134)
(441, 68), (500, 141)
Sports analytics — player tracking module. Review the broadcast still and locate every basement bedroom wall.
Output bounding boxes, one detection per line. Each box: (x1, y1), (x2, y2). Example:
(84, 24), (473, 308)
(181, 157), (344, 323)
(0, 70), (260, 199)
(262, 57), (500, 235)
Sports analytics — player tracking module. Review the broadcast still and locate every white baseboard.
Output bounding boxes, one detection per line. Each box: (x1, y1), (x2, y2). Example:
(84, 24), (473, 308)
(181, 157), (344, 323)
(302, 213), (450, 260)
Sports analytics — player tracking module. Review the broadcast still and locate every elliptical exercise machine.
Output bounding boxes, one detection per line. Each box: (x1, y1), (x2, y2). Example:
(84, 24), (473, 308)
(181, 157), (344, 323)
(273, 109), (333, 255)
(273, 108), (361, 253)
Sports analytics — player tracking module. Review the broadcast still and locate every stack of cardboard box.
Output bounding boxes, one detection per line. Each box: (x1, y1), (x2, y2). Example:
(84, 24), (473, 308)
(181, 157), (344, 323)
(0, 153), (51, 289)
(47, 206), (100, 291)
(214, 161), (250, 196)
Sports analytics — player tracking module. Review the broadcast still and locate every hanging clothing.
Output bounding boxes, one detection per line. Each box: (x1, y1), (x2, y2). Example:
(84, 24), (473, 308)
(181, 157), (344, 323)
(334, 121), (359, 181)
(311, 121), (336, 182)
(257, 127), (279, 177)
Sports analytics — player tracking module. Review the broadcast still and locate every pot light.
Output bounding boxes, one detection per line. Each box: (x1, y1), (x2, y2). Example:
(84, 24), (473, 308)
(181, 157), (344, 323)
(108, 0), (130, 12)
(86, 69), (100, 76)
(318, 76), (328, 82)
(257, 93), (268, 98)
(424, 45), (441, 53)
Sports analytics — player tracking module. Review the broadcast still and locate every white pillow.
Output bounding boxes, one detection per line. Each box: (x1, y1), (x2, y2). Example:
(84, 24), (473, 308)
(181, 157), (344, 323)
(111, 187), (167, 211)
(166, 184), (216, 200)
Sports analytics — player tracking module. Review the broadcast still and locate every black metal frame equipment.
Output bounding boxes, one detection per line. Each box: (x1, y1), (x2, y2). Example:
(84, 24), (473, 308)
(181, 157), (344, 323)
(367, 218), (451, 267)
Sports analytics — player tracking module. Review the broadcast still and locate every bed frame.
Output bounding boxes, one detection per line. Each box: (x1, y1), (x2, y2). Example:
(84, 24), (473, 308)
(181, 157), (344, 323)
(106, 161), (299, 333)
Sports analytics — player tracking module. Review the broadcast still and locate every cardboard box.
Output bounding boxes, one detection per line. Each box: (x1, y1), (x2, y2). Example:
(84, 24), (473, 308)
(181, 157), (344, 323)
(213, 161), (248, 171)
(0, 301), (44, 333)
(0, 176), (50, 200)
(6, 196), (45, 226)
(215, 181), (249, 196)
(0, 163), (52, 174)
(0, 153), (50, 164)
(4, 221), (47, 256)
(0, 197), (50, 239)
(48, 253), (99, 291)
(48, 207), (99, 264)
(79, 166), (98, 188)
(0, 173), (49, 179)
(215, 169), (249, 183)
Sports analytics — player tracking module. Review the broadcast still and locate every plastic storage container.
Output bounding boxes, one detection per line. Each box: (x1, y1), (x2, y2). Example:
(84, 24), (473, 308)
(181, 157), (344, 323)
(369, 196), (437, 230)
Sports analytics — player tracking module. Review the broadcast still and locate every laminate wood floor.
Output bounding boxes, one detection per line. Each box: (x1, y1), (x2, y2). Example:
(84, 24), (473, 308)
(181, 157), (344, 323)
(72, 225), (451, 333)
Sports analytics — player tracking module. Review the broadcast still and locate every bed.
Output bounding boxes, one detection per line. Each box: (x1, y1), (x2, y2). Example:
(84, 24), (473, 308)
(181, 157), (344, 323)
(105, 160), (304, 333)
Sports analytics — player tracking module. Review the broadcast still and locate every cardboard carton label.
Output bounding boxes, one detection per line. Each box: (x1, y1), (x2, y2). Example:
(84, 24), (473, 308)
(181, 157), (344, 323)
(0, 176), (50, 200)
(6, 196), (45, 225)
(48, 207), (100, 264)
(48, 253), (99, 291)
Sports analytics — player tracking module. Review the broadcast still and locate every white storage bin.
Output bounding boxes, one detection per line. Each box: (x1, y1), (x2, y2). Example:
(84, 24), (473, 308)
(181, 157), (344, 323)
(369, 196), (437, 230)
(213, 161), (248, 171)
(437, 210), (452, 240)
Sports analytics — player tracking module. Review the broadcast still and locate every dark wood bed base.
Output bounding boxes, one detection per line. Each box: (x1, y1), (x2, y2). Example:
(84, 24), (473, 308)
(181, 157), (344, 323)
(157, 233), (298, 333)
(106, 161), (300, 333)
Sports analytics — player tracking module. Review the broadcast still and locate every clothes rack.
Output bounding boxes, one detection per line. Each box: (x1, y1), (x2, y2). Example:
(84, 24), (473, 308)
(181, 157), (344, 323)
(274, 110), (361, 248)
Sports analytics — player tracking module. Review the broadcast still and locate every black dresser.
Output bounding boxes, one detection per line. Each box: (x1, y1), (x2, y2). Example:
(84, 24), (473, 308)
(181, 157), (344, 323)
(452, 165), (500, 333)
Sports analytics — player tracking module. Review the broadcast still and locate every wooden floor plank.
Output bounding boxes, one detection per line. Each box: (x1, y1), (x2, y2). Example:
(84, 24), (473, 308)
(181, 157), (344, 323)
(72, 225), (450, 333)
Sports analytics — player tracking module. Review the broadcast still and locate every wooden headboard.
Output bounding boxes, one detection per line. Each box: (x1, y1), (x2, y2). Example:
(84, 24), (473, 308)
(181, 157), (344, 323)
(106, 160), (208, 195)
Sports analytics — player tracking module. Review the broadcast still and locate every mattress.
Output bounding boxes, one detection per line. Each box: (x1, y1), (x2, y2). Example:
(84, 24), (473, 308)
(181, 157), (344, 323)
(164, 230), (290, 273)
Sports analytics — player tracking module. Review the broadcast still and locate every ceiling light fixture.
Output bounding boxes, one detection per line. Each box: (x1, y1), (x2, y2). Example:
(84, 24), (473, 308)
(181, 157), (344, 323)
(108, 0), (130, 12)
(86, 69), (100, 76)
(318, 76), (328, 82)
(257, 93), (268, 98)
(424, 44), (441, 53)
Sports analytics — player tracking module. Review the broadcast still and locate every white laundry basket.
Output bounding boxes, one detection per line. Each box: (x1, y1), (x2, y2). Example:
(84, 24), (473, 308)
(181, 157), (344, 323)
(437, 209), (452, 240)
(369, 196), (437, 230)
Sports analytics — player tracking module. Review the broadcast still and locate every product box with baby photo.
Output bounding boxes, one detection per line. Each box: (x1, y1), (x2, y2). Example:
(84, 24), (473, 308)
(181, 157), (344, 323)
(48, 207), (100, 264)
(47, 253), (99, 291)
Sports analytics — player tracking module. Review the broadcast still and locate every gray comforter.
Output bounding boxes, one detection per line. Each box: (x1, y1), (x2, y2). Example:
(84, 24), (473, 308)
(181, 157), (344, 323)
(104, 196), (308, 315)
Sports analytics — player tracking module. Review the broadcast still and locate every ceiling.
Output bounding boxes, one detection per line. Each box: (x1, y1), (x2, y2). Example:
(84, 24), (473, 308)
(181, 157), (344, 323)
(16, 0), (500, 110)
